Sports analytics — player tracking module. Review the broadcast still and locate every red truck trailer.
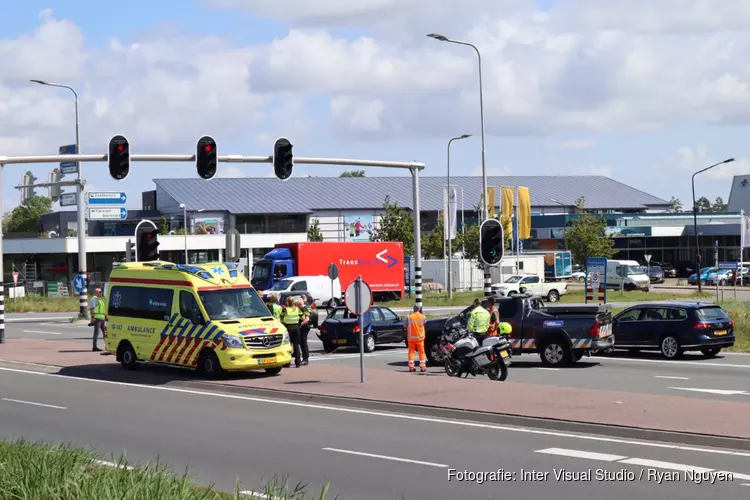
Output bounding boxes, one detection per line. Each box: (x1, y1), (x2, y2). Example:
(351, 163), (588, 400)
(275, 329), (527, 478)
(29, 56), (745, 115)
(251, 242), (405, 300)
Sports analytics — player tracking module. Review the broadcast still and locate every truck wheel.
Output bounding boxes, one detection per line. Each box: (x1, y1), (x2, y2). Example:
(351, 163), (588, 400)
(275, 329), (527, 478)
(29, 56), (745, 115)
(547, 290), (560, 302)
(540, 340), (571, 367)
(118, 342), (138, 371)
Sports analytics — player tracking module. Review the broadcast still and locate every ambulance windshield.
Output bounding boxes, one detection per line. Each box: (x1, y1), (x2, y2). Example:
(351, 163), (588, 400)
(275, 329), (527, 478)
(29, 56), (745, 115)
(198, 288), (270, 320)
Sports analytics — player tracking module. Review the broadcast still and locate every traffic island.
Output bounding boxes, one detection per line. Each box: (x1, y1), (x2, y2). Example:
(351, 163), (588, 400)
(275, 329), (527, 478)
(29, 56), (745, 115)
(2, 338), (750, 450)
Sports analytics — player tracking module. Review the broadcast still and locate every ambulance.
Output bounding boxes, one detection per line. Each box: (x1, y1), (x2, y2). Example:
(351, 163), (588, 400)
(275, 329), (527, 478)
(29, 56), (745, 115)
(104, 261), (293, 377)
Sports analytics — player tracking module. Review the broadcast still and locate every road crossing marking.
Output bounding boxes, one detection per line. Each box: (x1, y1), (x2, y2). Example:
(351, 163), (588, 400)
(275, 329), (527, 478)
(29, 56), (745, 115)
(22, 330), (61, 335)
(322, 447), (449, 468)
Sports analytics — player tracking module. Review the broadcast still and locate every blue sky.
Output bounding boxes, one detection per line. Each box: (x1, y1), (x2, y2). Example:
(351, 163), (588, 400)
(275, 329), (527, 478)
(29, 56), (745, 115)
(2, 0), (750, 214)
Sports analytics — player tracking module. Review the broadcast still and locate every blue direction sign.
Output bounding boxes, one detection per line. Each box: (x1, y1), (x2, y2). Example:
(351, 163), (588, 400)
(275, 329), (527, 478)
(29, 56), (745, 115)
(72, 274), (86, 294)
(59, 144), (78, 175)
(87, 191), (127, 205)
(88, 207), (128, 220)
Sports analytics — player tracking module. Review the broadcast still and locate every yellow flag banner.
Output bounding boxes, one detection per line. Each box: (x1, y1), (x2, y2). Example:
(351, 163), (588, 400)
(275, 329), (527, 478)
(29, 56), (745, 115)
(518, 186), (531, 239)
(501, 187), (514, 240)
(487, 187), (496, 219)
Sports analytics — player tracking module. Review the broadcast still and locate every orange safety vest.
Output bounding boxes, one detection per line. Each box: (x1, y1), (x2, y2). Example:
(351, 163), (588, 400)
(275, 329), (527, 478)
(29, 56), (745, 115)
(487, 307), (499, 336)
(407, 312), (426, 342)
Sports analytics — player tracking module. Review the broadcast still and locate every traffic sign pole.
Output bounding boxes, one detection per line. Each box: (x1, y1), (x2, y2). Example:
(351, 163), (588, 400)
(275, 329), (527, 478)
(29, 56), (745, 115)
(357, 277), (364, 383)
(327, 263), (339, 309)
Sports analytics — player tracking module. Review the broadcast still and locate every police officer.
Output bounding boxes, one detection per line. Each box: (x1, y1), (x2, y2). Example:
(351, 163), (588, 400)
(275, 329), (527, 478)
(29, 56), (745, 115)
(298, 296), (312, 366)
(280, 296), (302, 367)
(90, 287), (106, 352)
(467, 297), (490, 344)
(268, 293), (282, 319)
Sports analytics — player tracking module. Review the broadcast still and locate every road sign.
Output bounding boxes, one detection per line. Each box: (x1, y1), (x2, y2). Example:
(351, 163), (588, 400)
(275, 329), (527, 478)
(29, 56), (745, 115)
(59, 144), (78, 175)
(644, 254), (652, 264)
(719, 261), (739, 270)
(225, 229), (241, 261)
(88, 207), (128, 220)
(590, 271), (601, 290)
(585, 257), (608, 304)
(12, 272), (19, 287)
(60, 192), (77, 207)
(345, 278), (372, 315)
(328, 263), (339, 281)
(87, 192), (127, 205)
(73, 274), (86, 294)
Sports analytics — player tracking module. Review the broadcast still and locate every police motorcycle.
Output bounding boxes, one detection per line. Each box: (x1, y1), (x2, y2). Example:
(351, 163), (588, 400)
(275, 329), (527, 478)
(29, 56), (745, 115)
(441, 324), (512, 381)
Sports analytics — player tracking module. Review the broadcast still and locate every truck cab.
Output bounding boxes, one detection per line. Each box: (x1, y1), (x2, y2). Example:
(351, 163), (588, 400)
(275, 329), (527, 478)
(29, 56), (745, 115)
(251, 248), (295, 290)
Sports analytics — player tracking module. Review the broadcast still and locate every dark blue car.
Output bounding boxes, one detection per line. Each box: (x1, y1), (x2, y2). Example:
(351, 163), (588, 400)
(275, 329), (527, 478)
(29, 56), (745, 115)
(318, 306), (407, 353)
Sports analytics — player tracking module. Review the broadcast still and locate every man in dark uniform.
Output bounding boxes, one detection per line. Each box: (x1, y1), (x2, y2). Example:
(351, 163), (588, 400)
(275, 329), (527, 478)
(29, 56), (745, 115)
(298, 296), (312, 366)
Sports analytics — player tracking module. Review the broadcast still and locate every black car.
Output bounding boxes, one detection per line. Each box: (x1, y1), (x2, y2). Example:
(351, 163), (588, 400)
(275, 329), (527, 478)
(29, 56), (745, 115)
(612, 302), (735, 359)
(318, 306), (406, 353)
(263, 291), (319, 328)
(647, 265), (664, 284)
(660, 262), (677, 278)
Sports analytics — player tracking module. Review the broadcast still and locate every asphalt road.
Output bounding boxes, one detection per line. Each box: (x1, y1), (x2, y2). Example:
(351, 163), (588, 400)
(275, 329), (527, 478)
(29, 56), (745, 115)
(1, 366), (749, 499)
(7, 322), (750, 404)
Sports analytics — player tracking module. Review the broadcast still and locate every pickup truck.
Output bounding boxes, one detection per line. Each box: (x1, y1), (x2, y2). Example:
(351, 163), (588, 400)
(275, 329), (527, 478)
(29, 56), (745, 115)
(491, 275), (568, 302)
(424, 295), (614, 367)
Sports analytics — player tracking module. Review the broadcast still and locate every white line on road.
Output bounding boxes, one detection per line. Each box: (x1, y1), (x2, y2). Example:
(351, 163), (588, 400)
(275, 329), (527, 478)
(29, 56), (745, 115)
(655, 376), (690, 380)
(618, 458), (713, 474)
(322, 447), (449, 468)
(310, 351), (405, 362)
(2, 397), (67, 409)
(96, 460), (134, 470)
(7, 316), (75, 323)
(536, 368), (561, 371)
(536, 448), (626, 461)
(239, 491), (277, 499)
(668, 387), (748, 396)
(1, 365), (750, 460)
(22, 330), (61, 335)
(599, 357), (750, 370)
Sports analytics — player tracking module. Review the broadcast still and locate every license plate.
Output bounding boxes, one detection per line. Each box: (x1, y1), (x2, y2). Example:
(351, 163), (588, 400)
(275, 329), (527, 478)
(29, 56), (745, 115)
(258, 357), (277, 365)
(714, 330), (727, 336)
(500, 350), (509, 358)
(334, 339), (347, 345)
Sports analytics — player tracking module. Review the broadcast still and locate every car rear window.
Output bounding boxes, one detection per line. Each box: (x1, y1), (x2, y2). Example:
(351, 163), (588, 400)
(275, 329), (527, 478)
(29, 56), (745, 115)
(328, 308), (358, 320)
(696, 307), (730, 321)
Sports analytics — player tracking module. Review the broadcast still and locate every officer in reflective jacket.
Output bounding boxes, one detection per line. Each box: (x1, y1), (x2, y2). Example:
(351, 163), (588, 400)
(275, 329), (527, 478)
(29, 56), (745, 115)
(467, 298), (490, 344)
(407, 304), (427, 372)
(90, 287), (106, 352)
(268, 293), (282, 319)
(280, 297), (302, 367)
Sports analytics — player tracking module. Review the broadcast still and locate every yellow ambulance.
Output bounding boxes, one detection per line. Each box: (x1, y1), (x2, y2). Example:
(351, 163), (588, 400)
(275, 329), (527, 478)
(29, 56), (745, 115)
(104, 261), (293, 377)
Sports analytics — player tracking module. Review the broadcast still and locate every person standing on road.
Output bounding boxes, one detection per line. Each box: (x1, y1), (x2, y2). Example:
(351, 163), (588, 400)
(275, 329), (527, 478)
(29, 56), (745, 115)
(90, 287), (106, 352)
(486, 296), (500, 337)
(268, 293), (282, 319)
(467, 298), (490, 344)
(280, 297), (302, 367)
(298, 297), (311, 366)
(407, 304), (427, 373)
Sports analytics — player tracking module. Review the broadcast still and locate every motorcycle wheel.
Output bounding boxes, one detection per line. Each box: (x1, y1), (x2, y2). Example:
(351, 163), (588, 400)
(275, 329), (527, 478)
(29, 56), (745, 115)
(445, 359), (460, 377)
(486, 362), (509, 381)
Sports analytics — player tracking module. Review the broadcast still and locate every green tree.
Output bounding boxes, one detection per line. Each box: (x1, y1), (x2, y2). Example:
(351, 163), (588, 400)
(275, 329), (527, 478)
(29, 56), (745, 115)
(668, 197), (682, 212)
(307, 218), (324, 242)
(696, 196), (712, 212)
(160, 216), (169, 234)
(340, 170), (365, 177)
(3, 196), (52, 233)
(421, 213), (445, 259)
(713, 196), (728, 212)
(564, 196), (616, 264)
(458, 223), (480, 261)
(371, 196), (414, 256)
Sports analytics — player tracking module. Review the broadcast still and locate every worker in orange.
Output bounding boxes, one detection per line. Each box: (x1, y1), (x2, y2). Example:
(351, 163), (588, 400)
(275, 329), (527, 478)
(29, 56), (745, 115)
(407, 304), (427, 373)
(486, 296), (500, 337)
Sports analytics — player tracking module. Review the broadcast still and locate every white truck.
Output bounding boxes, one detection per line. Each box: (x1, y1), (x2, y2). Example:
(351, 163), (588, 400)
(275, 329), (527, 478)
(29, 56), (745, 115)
(490, 274), (569, 302)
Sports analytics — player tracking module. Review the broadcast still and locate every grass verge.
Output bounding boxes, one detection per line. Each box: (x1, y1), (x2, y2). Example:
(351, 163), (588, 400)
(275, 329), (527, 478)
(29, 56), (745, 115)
(5, 296), (79, 313)
(719, 301), (750, 352)
(0, 439), (331, 500)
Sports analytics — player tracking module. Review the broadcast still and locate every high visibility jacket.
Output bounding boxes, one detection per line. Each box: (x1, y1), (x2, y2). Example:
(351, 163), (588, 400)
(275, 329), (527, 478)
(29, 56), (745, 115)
(468, 306), (490, 334)
(91, 297), (106, 321)
(407, 312), (426, 341)
(281, 306), (300, 325)
(487, 307), (500, 336)
(270, 303), (282, 319)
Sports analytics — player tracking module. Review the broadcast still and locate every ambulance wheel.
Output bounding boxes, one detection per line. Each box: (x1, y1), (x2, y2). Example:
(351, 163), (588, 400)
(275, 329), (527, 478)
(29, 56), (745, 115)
(197, 350), (224, 379)
(118, 342), (138, 371)
(265, 367), (282, 375)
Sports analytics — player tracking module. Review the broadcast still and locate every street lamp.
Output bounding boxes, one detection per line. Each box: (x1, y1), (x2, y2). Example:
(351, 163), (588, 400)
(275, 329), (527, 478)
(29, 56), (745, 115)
(428, 33), (490, 295)
(32, 79), (88, 318)
(179, 205), (205, 264)
(446, 134), (471, 299)
(692, 158), (735, 293)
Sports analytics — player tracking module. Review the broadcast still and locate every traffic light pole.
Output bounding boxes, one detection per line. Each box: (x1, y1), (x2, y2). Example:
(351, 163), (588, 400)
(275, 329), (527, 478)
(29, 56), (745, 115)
(0, 153), (428, 325)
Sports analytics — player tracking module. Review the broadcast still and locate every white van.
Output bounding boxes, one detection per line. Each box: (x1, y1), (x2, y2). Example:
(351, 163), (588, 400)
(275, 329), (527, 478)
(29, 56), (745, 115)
(262, 275), (342, 307)
(606, 260), (650, 291)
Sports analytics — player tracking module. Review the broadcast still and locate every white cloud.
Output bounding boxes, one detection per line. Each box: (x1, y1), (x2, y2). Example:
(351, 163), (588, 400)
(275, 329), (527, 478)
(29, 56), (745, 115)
(670, 146), (749, 180)
(560, 139), (595, 150)
(216, 166), (246, 178)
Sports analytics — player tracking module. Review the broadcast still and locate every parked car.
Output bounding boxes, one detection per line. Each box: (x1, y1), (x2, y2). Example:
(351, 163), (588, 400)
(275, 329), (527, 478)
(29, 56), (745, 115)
(611, 302), (735, 359)
(706, 269), (733, 286)
(570, 271), (586, 282)
(660, 262), (677, 278)
(647, 265), (665, 284)
(263, 291), (320, 328)
(688, 267), (716, 286)
(317, 306), (406, 353)
(491, 275), (568, 302)
(425, 294), (613, 367)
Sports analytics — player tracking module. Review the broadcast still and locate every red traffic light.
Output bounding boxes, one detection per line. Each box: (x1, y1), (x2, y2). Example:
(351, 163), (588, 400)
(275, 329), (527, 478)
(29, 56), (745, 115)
(117, 145), (125, 152)
(204, 144), (213, 152)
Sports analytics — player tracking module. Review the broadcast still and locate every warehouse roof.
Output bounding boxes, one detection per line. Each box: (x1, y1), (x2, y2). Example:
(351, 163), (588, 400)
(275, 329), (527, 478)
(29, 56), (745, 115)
(153, 175), (669, 214)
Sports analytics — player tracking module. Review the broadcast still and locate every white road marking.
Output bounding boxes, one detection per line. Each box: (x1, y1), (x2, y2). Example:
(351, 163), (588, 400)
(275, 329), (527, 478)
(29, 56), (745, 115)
(7, 316), (75, 323)
(22, 330), (61, 335)
(2, 397), (67, 409)
(1, 365), (750, 459)
(618, 458), (713, 474)
(599, 357), (750, 370)
(654, 376), (690, 380)
(668, 387), (747, 396)
(239, 492), (276, 499)
(536, 368), (560, 371)
(310, 351), (405, 362)
(536, 448), (626, 461)
(96, 460), (134, 470)
(717, 471), (750, 481)
(0, 359), (59, 369)
(322, 447), (449, 468)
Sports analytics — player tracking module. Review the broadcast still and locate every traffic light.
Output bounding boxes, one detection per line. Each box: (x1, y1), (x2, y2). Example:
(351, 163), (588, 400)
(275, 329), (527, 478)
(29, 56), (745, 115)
(196, 136), (217, 180)
(137, 229), (160, 261)
(108, 135), (130, 180)
(21, 171), (37, 204)
(48, 168), (62, 202)
(480, 218), (504, 266)
(273, 137), (293, 180)
(125, 239), (135, 262)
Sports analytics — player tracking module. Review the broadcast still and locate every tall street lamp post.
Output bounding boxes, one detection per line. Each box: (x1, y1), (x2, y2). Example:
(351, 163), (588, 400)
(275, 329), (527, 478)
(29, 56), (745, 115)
(446, 134), (471, 299)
